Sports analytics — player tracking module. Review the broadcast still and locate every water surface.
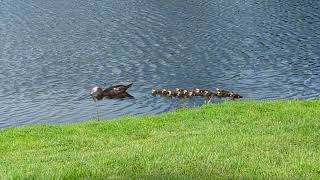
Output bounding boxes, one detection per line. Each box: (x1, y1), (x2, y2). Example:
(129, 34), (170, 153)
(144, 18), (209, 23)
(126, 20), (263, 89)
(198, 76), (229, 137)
(1, 0), (320, 128)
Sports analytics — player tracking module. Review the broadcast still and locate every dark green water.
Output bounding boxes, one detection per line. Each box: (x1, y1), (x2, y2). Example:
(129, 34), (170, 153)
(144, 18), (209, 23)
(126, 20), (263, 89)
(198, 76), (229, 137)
(1, 0), (319, 128)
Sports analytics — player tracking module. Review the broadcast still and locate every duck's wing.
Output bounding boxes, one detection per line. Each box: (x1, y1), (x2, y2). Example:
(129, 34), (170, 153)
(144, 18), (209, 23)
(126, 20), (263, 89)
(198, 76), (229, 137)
(103, 83), (133, 94)
(106, 92), (134, 99)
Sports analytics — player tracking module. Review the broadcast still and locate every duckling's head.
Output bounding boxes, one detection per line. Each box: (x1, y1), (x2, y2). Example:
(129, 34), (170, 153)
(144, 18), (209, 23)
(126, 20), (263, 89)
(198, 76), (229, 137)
(194, 88), (200, 93)
(203, 90), (210, 96)
(216, 88), (221, 95)
(161, 89), (170, 96)
(152, 89), (158, 96)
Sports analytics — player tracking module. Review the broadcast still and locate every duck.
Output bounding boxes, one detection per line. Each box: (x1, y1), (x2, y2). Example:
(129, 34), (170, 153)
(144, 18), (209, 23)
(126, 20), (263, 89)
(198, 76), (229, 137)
(90, 83), (133, 101)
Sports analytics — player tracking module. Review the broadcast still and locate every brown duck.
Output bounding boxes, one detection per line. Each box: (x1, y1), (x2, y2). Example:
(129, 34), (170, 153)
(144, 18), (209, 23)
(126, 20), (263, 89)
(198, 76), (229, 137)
(90, 83), (133, 101)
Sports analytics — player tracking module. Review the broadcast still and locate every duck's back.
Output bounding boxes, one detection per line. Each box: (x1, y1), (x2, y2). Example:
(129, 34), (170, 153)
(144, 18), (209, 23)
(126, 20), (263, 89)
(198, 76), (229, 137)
(103, 83), (132, 97)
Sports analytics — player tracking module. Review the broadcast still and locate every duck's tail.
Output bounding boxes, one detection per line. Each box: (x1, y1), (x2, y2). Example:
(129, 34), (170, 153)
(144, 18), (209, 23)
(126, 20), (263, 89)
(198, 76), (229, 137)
(126, 83), (133, 88)
(125, 92), (134, 98)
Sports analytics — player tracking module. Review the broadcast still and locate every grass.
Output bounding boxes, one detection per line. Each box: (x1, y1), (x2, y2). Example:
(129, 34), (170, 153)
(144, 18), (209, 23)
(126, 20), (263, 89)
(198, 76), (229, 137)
(0, 100), (320, 179)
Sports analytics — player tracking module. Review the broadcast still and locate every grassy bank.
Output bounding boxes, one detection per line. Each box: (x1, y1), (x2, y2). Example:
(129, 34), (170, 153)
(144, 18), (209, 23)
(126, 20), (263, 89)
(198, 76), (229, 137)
(0, 100), (320, 178)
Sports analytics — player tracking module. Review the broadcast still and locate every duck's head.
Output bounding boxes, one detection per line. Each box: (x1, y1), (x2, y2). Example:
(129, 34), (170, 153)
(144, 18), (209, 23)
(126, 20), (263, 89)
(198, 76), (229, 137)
(90, 86), (103, 98)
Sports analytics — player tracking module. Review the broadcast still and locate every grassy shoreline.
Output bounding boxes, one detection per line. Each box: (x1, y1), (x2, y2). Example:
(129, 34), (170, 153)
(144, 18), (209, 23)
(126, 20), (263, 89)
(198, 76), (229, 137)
(1, 100), (320, 178)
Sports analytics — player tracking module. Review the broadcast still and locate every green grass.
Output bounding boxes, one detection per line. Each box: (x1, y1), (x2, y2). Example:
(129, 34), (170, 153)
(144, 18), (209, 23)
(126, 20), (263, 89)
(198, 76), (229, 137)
(1, 100), (320, 179)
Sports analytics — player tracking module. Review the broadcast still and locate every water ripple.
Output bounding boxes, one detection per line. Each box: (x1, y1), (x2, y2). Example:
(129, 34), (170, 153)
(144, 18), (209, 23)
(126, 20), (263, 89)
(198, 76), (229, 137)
(1, 0), (320, 128)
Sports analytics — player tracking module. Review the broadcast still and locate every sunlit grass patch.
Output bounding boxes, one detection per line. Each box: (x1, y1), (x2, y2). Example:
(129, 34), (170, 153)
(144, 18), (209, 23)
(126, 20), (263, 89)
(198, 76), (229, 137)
(0, 100), (320, 178)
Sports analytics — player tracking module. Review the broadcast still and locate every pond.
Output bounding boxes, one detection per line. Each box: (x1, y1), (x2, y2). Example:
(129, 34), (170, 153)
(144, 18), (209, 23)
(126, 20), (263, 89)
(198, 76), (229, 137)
(1, 0), (319, 128)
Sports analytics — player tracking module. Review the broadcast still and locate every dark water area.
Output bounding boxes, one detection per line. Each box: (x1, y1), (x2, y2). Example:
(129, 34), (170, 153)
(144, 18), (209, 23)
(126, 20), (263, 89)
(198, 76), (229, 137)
(0, 0), (320, 128)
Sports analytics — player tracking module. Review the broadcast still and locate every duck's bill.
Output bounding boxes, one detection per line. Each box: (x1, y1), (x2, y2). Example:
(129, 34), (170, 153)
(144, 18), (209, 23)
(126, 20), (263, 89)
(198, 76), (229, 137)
(91, 96), (97, 102)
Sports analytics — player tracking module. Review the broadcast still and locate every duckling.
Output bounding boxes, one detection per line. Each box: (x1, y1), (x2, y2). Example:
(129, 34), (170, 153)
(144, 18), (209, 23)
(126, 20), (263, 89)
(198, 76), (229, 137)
(229, 92), (243, 100)
(203, 90), (211, 97)
(152, 89), (156, 95)
(176, 91), (186, 98)
(192, 88), (204, 96)
(204, 90), (214, 98)
(163, 89), (174, 97)
(90, 83), (133, 101)
(200, 89), (212, 96)
(182, 89), (188, 95)
(193, 88), (201, 94)
(216, 88), (230, 97)
(187, 90), (194, 97)
(152, 89), (162, 96)
(222, 90), (231, 97)
(170, 90), (178, 97)
(152, 89), (174, 97)
(216, 88), (221, 95)
(176, 89), (189, 98)
(175, 88), (182, 92)
(161, 89), (168, 96)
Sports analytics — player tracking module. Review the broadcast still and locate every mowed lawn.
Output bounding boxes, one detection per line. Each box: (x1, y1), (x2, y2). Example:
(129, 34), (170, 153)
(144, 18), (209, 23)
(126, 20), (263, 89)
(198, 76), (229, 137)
(0, 100), (320, 179)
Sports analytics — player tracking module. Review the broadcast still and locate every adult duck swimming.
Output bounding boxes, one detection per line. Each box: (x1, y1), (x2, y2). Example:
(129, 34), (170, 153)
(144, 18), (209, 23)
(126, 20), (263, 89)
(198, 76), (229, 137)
(90, 83), (133, 101)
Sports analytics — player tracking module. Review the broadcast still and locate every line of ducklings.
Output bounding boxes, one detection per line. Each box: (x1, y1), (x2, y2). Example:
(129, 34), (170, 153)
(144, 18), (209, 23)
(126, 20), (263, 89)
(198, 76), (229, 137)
(152, 88), (242, 100)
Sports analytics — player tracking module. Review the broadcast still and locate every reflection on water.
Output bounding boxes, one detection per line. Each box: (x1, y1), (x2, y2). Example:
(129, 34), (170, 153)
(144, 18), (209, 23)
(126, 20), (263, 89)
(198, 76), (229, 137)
(0, 0), (319, 128)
